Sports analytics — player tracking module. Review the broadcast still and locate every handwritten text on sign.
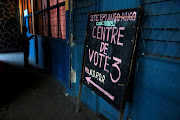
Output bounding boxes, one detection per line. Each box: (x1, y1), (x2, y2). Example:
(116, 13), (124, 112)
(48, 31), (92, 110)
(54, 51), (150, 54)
(86, 12), (137, 84)
(83, 8), (140, 110)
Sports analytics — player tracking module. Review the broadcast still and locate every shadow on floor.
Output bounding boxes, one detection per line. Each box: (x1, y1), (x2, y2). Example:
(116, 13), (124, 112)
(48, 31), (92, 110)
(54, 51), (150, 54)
(0, 62), (50, 106)
(0, 53), (103, 120)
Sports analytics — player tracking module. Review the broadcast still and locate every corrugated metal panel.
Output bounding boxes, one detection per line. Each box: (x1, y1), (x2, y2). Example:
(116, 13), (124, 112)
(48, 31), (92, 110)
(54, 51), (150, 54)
(95, 0), (180, 120)
(73, 0), (97, 112)
(97, 0), (141, 12)
(96, 1), (141, 120)
(72, 0), (180, 120)
(133, 0), (180, 120)
(139, 0), (180, 60)
(132, 57), (180, 120)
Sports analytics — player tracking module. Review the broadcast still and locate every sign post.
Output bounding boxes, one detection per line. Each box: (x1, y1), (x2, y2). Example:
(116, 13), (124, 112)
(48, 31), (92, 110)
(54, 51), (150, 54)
(76, 7), (142, 120)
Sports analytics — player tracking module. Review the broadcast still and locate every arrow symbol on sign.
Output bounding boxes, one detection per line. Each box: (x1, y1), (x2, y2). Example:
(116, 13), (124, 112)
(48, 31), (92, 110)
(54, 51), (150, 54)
(85, 77), (115, 101)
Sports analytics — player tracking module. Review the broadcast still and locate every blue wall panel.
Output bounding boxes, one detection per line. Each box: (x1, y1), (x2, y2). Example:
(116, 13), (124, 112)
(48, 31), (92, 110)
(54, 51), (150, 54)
(37, 36), (45, 68)
(97, 97), (119, 120)
(72, 0), (180, 120)
(26, 16), (36, 61)
(28, 35), (36, 61)
(74, 44), (85, 96)
(95, 0), (180, 120)
(29, 7), (70, 89)
(48, 39), (69, 88)
(139, 0), (180, 59)
(81, 84), (97, 112)
(29, 36), (70, 88)
(132, 57), (180, 120)
(28, 0), (180, 119)
(96, 0), (141, 119)
(97, 0), (141, 12)
(73, 0), (97, 112)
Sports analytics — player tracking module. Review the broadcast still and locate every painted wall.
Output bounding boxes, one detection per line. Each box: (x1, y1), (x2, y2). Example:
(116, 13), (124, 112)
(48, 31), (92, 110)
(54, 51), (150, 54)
(36, 36), (70, 88)
(72, 0), (98, 113)
(28, 2), (70, 89)
(72, 0), (180, 120)
(28, 0), (180, 120)
(0, 0), (22, 53)
(72, 0), (141, 118)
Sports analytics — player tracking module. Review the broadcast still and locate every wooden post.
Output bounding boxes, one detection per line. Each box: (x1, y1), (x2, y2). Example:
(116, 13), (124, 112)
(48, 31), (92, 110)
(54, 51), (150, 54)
(76, 31), (88, 113)
(65, 0), (69, 11)
(118, 7), (142, 120)
(76, 80), (83, 112)
(119, 109), (124, 120)
(31, 0), (35, 34)
(19, 0), (23, 33)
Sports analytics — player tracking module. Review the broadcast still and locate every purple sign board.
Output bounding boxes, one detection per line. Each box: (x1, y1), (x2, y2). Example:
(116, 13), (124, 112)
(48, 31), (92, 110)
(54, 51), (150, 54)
(81, 7), (141, 110)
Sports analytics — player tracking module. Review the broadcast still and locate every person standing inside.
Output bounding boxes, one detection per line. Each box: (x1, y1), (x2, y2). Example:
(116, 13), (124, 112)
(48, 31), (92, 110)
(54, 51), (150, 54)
(19, 26), (34, 67)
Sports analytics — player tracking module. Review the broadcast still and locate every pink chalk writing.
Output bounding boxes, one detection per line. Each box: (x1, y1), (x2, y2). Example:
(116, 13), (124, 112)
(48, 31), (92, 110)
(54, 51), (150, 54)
(117, 27), (125, 46)
(85, 66), (89, 74)
(90, 11), (137, 22)
(89, 48), (94, 62)
(90, 14), (100, 22)
(85, 77), (114, 101)
(89, 48), (111, 72)
(97, 26), (101, 39)
(92, 26), (96, 38)
(101, 26), (106, 41)
(100, 42), (109, 55)
(91, 26), (125, 46)
(94, 51), (99, 66)
(110, 56), (122, 83)
(111, 27), (118, 44)
(88, 15), (127, 84)
(106, 27), (111, 42)
(104, 55), (111, 73)
(99, 53), (105, 68)
(88, 47), (122, 83)
(87, 68), (106, 83)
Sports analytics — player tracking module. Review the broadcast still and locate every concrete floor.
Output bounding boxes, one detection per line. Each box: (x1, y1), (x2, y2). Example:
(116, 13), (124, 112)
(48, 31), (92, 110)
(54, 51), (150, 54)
(0, 52), (103, 120)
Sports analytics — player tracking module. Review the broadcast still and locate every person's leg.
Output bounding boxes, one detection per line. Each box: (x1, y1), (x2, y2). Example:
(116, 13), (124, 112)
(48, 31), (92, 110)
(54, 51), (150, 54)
(24, 48), (29, 66)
